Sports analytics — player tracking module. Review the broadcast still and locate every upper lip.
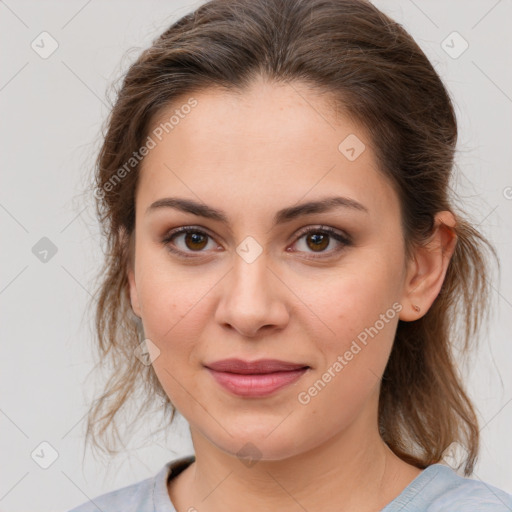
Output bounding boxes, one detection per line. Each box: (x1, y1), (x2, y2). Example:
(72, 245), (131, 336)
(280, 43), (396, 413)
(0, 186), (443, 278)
(205, 358), (310, 374)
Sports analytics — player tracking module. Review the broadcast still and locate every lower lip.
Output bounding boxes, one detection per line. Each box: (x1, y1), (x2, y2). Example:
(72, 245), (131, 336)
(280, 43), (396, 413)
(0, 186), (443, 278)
(206, 367), (309, 397)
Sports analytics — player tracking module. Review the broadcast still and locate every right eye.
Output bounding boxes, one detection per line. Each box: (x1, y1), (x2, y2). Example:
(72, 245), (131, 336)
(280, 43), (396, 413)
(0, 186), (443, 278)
(161, 226), (221, 258)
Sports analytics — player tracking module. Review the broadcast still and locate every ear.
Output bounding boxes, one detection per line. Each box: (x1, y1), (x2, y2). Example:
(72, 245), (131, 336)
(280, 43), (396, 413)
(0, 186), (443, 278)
(399, 211), (457, 321)
(122, 227), (142, 318)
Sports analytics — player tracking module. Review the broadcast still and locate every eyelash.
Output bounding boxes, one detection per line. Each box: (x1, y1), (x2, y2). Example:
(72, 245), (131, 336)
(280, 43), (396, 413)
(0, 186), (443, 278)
(161, 225), (352, 260)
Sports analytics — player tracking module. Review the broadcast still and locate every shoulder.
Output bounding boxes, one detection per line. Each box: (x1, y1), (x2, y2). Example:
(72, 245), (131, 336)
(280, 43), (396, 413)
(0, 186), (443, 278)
(383, 464), (512, 512)
(66, 468), (162, 512)
(428, 465), (512, 511)
(66, 455), (195, 512)
(66, 473), (157, 512)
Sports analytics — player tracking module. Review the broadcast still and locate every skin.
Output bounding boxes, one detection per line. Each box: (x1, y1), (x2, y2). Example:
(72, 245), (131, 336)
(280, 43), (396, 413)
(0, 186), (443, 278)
(127, 76), (457, 512)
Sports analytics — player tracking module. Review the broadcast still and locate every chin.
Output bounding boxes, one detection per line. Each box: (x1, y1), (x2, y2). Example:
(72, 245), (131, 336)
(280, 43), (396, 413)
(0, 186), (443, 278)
(209, 428), (306, 463)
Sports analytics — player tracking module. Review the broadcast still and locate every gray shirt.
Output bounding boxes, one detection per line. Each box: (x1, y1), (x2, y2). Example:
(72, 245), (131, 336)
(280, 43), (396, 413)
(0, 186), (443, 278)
(67, 455), (512, 511)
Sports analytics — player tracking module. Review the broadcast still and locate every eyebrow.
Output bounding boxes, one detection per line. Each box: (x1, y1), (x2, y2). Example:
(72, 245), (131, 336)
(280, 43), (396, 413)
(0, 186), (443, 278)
(146, 195), (368, 226)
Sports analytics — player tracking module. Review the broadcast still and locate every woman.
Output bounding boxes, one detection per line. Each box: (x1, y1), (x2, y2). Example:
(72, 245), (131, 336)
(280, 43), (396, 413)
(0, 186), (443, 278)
(68, 0), (512, 510)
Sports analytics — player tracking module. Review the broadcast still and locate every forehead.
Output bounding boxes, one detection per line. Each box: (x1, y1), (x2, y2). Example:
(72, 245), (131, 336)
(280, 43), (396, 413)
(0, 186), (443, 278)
(137, 80), (399, 222)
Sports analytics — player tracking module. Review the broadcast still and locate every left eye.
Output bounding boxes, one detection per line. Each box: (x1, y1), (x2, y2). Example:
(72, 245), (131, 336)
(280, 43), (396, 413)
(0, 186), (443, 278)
(290, 226), (352, 257)
(162, 225), (351, 259)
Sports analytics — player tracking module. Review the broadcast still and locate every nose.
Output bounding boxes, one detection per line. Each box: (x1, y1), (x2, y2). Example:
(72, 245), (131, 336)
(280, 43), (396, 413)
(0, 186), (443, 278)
(214, 251), (290, 338)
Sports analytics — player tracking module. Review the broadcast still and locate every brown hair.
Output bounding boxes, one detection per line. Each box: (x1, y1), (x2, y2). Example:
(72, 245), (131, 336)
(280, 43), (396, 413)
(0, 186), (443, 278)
(85, 0), (497, 476)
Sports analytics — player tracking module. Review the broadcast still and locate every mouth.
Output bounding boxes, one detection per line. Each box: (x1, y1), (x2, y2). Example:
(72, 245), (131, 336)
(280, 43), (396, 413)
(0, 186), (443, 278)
(204, 358), (311, 397)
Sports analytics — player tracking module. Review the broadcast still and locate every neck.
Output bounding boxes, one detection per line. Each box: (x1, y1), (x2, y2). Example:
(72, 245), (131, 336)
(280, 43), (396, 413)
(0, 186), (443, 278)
(170, 408), (422, 512)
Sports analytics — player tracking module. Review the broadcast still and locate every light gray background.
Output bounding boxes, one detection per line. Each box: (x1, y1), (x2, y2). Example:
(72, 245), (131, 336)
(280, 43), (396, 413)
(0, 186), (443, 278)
(1, 1), (511, 511)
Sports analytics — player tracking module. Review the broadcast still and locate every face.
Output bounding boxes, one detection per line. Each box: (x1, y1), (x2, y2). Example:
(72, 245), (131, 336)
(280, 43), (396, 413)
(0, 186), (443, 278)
(127, 78), (411, 461)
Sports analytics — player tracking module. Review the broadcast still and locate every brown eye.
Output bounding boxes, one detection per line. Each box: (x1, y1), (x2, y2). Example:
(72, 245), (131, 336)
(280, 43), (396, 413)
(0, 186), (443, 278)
(291, 226), (352, 258)
(183, 231), (208, 251)
(305, 232), (330, 252)
(162, 227), (218, 258)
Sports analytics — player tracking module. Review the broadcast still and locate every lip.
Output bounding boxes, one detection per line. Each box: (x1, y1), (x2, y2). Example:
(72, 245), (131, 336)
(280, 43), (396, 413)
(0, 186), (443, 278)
(204, 358), (310, 397)
(205, 358), (309, 374)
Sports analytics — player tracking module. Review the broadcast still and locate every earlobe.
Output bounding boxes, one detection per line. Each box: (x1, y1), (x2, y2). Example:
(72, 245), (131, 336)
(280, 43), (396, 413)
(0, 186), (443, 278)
(127, 267), (142, 318)
(399, 211), (457, 322)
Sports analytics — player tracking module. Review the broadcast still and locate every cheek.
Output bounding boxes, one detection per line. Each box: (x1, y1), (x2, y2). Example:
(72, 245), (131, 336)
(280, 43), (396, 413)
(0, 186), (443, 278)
(134, 243), (210, 340)
(299, 253), (403, 397)
(133, 249), (221, 367)
(308, 261), (401, 343)
(138, 278), (207, 353)
(133, 271), (209, 410)
(137, 270), (210, 411)
(295, 273), (400, 429)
